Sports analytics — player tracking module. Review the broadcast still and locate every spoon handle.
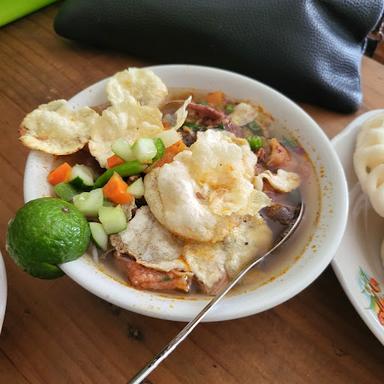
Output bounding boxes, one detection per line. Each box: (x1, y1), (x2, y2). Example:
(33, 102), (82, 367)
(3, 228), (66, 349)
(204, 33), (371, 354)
(129, 203), (304, 384)
(129, 259), (263, 384)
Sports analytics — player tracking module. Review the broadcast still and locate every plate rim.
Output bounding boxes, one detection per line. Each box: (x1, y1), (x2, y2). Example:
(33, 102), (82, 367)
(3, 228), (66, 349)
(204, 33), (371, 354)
(331, 108), (384, 345)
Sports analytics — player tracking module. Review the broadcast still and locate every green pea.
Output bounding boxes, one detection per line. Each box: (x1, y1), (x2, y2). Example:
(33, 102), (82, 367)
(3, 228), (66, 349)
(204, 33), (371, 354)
(247, 135), (264, 151)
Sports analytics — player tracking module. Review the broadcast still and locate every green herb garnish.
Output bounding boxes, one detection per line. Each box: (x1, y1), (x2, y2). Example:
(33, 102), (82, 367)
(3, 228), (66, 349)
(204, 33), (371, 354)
(247, 135), (264, 151)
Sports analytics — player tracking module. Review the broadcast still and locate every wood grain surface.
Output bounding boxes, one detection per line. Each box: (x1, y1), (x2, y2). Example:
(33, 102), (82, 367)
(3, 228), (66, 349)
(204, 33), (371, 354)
(1, 5), (384, 384)
(373, 41), (384, 64)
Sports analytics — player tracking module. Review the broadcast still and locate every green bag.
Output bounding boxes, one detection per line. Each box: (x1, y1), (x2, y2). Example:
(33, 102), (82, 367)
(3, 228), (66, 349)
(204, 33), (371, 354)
(0, 0), (58, 27)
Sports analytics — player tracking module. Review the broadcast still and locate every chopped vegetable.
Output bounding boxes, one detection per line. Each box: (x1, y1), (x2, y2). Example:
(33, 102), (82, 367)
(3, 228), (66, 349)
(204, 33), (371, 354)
(89, 222), (108, 251)
(247, 120), (263, 135)
(132, 138), (157, 163)
(53, 182), (79, 202)
(103, 173), (134, 205)
(98, 205), (127, 234)
(224, 103), (235, 114)
(70, 164), (94, 190)
(47, 162), (72, 186)
(107, 154), (125, 168)
(207, 91), (224, 105)
(127, 177), (144, 198)
(70, 178), (92, 191)
(152, 138), (165, 162)
(247, 136), (264, 151)
(145, 140), (187, 173)
(155, 129), (181, 148)
(94, 160), (146, 188)
(73, 188), (104, 216)
(103, 199), (115, 207)
(111, 138), (135, 161)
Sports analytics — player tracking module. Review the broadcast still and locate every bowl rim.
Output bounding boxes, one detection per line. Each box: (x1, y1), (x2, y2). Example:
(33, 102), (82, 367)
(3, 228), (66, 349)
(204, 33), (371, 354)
(23, 64), (349, 321)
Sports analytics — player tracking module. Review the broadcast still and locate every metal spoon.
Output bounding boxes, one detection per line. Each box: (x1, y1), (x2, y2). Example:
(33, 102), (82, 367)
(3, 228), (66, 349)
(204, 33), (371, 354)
(129, 202), (305, 384)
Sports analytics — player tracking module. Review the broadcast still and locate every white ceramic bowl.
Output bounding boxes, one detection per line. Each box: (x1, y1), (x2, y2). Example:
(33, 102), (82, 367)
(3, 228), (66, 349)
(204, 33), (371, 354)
(24, 65), (348, 321)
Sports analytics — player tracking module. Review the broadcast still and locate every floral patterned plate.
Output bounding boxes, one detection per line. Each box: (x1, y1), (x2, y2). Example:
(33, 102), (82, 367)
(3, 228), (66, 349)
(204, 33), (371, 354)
(332, 109), (384, 345)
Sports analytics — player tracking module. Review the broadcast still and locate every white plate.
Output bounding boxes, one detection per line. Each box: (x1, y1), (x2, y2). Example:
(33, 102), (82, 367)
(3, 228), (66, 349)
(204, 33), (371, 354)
(0, 251), (7, 332)
(24, 65), (348, 321)
(332, 109), (384, 345)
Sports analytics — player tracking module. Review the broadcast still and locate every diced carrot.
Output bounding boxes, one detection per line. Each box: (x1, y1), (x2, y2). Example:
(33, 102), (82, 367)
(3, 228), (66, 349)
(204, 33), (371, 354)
(107, 154), (125, 168)
(207, 91), (224, 106)
(103, 172), (134, 204)
(163, 121), (171, 129)
(47, 162), (72, 185)
(145, 140), (186, 173)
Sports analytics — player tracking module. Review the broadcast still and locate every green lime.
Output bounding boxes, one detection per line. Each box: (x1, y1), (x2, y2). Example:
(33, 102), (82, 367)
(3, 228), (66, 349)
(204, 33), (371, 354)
(6, 197), (90, 279)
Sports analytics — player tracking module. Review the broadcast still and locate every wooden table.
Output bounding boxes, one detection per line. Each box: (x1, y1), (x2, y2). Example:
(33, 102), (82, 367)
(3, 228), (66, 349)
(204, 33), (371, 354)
(1, 5), (384, 384)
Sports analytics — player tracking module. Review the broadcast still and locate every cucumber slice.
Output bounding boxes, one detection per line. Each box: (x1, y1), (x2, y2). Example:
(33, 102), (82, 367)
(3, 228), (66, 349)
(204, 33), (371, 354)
(156, 129), (181, 147)
(73, 188), (103, 216)
(53, 182), (78, 201)
(98, 205), (127, 234)
(70, 164), (94, 190)
(152, 138), (165, 162)
(103, 199), (115, 207)
(127, 178), (144, 198)
(112, 138), (135, 161)
(89, 222), (108, 251)
(132, 138), (157, 163)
